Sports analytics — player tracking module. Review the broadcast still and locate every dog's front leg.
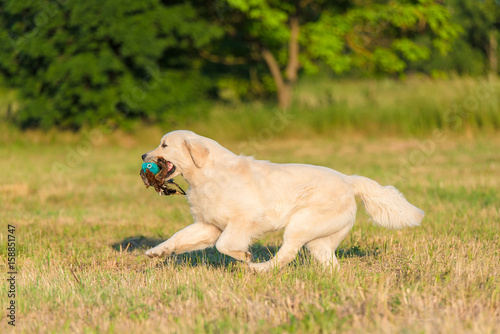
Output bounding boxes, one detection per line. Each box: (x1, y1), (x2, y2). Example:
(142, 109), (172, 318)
(145, 222), (222, 258)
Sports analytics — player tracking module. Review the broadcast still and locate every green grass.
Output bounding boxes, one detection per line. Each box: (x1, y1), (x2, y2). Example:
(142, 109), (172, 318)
(1, 76), (500, 140)
(0, 130), (499, 333)
(193, 76), (500, 139)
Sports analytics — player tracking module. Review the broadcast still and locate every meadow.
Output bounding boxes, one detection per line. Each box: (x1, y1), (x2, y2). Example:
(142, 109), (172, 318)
(0, 77), (499, 333)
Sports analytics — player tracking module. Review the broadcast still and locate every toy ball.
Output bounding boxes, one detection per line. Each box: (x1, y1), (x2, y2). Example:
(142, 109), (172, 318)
(142, 162), (160, 174)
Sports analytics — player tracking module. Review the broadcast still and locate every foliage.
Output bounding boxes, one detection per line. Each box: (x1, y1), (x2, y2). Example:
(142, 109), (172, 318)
(192, 0), (461, 108)
(224, 0), (459, 72)
(411, 0), (500, 77)
(208, 1), (458, 74)
(0, 0), (223, 129)
(450, 0), (500, 53)
(409, 36), (486, 76)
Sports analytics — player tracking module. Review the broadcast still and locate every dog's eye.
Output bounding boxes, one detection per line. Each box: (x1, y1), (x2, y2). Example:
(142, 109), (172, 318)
(162, 143), (168, 148)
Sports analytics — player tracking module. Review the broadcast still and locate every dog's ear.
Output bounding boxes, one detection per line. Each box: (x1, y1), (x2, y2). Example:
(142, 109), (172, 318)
(184, 139), (209, 168)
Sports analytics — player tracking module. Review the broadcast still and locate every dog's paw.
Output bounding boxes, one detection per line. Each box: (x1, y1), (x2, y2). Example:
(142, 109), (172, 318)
(248, 262), (270, 273)
(145, 247), (164, 258)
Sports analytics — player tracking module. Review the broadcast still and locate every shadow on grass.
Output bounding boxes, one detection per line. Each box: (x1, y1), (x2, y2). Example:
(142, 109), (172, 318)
(336, 245), (380, 259)
(111, 236), (379, 269)
(111, 235), (163, 252)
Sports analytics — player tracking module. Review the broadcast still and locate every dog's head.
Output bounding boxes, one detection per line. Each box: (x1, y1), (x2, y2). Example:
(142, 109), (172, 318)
(141, 130), (210, 179)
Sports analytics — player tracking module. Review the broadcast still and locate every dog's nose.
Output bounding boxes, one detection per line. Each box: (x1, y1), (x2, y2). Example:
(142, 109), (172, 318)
(142, 153), (147, 161)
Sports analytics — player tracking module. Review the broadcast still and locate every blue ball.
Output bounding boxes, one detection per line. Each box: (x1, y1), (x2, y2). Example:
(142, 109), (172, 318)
(142, 162), (160, 174)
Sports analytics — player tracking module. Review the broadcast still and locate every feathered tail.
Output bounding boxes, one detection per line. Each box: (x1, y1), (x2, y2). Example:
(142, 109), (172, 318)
(349, 176), (424, 230)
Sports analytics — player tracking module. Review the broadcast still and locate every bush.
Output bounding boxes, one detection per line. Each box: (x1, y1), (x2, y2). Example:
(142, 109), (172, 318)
(0, 0), (223, 129)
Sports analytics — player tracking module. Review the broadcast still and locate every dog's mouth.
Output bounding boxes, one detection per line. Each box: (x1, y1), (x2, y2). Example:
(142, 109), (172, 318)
(164, 161), (175, 178)
(140, 158), (185, 196)
(156, 158), (176, 179)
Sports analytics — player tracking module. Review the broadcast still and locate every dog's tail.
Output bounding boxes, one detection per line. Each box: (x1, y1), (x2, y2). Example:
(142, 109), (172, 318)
(349, 175), (424, 230)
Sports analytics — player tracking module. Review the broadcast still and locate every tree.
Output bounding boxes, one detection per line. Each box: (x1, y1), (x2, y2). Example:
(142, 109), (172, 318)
(0, 0), (464, 129)
(203, 0), (461, 109)
(449, 0), (500, 76)
(0, 0), (223, 129)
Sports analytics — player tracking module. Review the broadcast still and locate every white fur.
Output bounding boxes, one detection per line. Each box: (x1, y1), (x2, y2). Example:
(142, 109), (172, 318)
(143, 130), (424, 272)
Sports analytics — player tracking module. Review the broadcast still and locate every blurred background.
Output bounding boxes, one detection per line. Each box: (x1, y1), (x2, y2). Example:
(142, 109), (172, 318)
(0, 0), (498, 138)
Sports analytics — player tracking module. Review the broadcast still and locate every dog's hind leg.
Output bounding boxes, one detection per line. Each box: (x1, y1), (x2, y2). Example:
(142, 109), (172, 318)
(249, 205), (356, 273)
(215, 224), (253, 263)
(248, 229), (305, 273)
(305, 223), (353, 270)
(248, 210), (316, 273)
(145, 222), (222, 258)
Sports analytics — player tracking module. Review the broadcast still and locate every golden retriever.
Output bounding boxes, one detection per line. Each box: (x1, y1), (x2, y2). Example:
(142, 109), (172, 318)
(142, 130), (424, 272)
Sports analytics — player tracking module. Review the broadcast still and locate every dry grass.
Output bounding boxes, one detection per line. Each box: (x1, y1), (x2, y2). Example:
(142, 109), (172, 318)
(0, 132), (499, 333)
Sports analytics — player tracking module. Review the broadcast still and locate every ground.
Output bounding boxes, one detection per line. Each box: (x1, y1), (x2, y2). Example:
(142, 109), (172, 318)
(0, 132), (499, 333)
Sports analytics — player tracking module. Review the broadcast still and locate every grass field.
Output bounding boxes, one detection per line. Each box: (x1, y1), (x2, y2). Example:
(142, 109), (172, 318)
(0, 127), (499, 333)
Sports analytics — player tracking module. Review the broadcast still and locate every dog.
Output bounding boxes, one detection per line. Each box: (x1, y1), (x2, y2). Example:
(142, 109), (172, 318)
(142, 130), (424, 272)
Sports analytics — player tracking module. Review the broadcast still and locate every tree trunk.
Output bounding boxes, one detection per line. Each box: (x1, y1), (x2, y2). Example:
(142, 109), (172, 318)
(261, 17), (300, 110)
(285, 17), (300, 84)
(488, 29), (498, 77)
(262, 48), (291, 109)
